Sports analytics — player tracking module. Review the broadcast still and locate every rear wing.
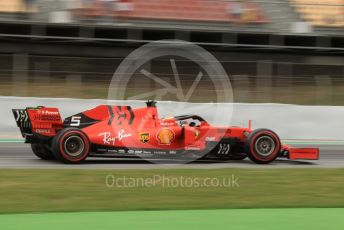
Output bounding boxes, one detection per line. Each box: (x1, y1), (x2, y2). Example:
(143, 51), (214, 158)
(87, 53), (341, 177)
(12, 106), (63, 140)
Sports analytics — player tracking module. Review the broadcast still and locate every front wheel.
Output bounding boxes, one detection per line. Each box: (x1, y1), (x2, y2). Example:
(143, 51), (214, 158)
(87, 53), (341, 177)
(245, 129), (281, 164)
(52, 128), (90, 164)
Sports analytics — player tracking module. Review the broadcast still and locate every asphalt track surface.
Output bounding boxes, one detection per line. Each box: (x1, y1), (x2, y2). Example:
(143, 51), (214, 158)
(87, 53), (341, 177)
(1, 142), (344, 169)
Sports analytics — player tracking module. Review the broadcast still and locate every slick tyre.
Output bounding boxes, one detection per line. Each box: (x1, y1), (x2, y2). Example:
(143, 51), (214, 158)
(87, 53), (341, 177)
(52, 128), (90, 164)
(31, 143), (54, 160)
(245, 129), (281, 164)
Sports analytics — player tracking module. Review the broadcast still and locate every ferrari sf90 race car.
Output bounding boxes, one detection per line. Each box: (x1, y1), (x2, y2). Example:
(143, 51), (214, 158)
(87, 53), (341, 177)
(12, 101), (319, 164)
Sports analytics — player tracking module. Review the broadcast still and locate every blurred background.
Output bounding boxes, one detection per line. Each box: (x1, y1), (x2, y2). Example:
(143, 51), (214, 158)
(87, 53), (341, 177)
(0, 1), (344, 222)
(0, 0), (342, 104)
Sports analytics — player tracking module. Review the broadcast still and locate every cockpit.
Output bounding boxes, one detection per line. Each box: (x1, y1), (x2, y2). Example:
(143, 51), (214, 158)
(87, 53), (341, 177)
(173, 115), (207, 127)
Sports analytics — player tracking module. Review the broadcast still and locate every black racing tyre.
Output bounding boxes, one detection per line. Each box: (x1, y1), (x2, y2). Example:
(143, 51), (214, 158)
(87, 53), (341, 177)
(52, 128), (90, 164)
(245, 129), (281, 164)
(228, 152), (247, 160)
(31, 143), (54, 160)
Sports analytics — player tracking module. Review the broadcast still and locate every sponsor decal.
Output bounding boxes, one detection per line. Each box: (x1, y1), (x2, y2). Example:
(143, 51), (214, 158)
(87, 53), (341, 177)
(128, 149), (135, 154)
(108, 149), (118, 153)
(139, 132), (150, 143)
(35, 129), (50, 134)
(34, 110), (60, 121)
(169, 150), (177, 154)
(34, 114), (60, 121)
(154, 150), (167, 155)
(41, 110), (59, 115)
(118, 149), (125, 154)
(98, 129), (132, 145)
(97, 148), (108, 152)
(185, 146), (201, 150)
(143, 150), (152, 154)
(135, 150), (152, 156)
(205, 136), (216, 141)
(156, 128), (175, 145)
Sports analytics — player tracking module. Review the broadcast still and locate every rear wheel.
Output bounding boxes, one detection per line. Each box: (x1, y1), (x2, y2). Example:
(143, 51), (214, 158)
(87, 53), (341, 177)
(245, 129), (281, 164)
(52, 128), (90, 164)
(31, 143), (54, 160)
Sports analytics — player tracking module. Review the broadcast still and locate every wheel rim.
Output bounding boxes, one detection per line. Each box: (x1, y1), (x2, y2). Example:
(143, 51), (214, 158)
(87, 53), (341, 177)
(63, 136), (85, 157)
(254, 135), (275, 156)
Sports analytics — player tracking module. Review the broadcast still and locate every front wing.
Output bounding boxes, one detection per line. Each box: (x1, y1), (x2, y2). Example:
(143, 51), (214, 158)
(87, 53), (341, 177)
(282, 146), (319, 160)
(288, 148), (319, 160)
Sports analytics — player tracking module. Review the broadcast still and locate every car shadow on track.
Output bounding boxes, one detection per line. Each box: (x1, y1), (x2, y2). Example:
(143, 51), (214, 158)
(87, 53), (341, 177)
(81, 158), (316, 165)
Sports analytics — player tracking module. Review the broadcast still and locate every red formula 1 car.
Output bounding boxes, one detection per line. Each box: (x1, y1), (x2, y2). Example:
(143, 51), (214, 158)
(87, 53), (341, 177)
(12, 101), (319, 164)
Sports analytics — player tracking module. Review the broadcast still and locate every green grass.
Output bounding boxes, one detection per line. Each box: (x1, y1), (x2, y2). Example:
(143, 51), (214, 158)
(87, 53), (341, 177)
(1, 168), (344, 214)
(1, 208), (344, 230)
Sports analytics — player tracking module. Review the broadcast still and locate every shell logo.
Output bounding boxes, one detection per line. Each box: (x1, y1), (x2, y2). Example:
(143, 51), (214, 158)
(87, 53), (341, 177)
(156, 128), (175, 145)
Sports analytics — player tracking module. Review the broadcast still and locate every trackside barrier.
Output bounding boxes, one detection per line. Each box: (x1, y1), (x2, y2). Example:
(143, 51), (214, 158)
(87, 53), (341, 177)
(1, 96), (344, 140)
